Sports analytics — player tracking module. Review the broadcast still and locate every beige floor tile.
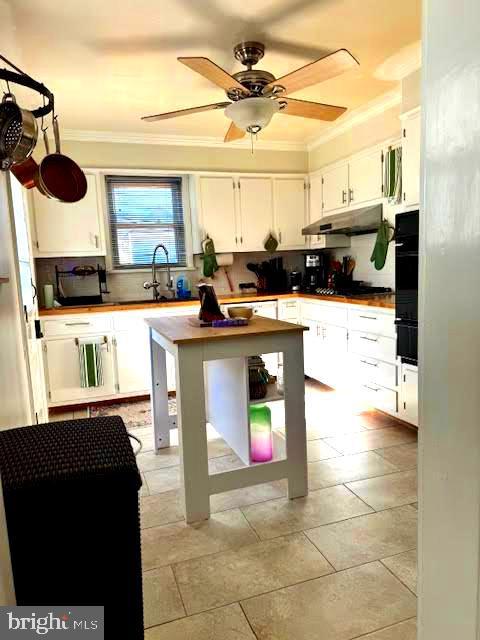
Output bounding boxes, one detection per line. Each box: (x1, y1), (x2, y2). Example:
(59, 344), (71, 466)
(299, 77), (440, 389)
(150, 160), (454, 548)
(347, 470), (417, 511)
(210, 481), (287, 513)
(382, 549), (417, 594)
(209, 454), (245, 473)
(141, 491), (184, 529)
(207, 437), (234, 459)
(325, 426), (417, 455)
(145, 603), (256, 640)
(308, 451), (399, 490)
(376, 443), (417, 470)
(140, 473), (150, 497)
(137, 449), (180, 472)
(241, 561), (417, 640)
(305, 506), (417, 570)
(241, 485), (373, 540)
(174, 532), (333, 614)
(359, 410), (402, 430)
(307, 439), (341, 462)
(144, 466), (181, 494)
(305, 420), (366, 440)
(360, 618), (417, 639)
(142, 509), (258, 570)
(142, 566), (185, 628)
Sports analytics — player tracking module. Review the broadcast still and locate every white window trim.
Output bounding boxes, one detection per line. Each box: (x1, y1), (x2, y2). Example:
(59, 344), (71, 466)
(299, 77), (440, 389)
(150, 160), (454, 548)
(90, 168), (195, 273)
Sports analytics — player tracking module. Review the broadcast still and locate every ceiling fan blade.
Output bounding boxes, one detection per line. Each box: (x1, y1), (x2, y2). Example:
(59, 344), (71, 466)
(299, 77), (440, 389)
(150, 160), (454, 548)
(224, 122), (245, 143)
(178, 57), (250, 94)
(265, 49), (359, 95)
(280, 98), (346, 121)
(142, 102), (230, 122)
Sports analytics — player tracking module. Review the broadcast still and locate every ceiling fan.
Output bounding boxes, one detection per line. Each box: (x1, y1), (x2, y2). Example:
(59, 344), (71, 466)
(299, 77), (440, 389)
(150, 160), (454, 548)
(141, 42), (359, 142)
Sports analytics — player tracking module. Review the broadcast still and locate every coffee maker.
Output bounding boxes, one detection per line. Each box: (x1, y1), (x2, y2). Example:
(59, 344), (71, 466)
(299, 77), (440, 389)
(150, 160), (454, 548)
(303, 253), (329, 292)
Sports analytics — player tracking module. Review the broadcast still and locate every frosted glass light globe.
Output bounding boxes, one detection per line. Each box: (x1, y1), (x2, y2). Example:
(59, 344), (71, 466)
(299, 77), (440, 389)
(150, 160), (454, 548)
(225, 97), (279, 134)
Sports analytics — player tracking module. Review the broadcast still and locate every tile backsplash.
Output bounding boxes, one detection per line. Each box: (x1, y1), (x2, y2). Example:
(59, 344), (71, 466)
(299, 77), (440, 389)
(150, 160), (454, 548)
(34, 251), (305, 307)
(331, 233), (395, 290)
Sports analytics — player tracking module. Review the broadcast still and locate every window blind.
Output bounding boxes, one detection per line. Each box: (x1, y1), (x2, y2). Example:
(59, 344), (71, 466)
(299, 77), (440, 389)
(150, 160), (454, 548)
(106, 175), (187, 270)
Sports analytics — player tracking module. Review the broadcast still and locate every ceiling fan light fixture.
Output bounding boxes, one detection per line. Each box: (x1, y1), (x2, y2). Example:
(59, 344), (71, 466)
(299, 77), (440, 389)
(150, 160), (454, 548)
(225, 97), (279, 134)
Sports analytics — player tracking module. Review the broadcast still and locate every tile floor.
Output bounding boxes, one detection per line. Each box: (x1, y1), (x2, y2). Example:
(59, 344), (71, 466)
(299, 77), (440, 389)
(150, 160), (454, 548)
(55, 381), (418, 639)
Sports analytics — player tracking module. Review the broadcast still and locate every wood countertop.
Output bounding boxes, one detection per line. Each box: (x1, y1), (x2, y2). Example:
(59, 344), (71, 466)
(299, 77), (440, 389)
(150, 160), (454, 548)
(38, 292), (395, 316)
(146, 315), (306, 345)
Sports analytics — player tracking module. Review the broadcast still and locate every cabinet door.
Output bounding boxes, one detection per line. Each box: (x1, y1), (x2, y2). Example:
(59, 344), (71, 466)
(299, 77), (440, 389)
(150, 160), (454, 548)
(302, 319), (323, 380)
(322, 164), (349, 213)
(238, 177), (274, 251)
(33, 173), (104, 256)
(45, 336), (115, 403)
(115, 329), (150, 394)
(273, 178), (306, 249)
(309, 173), (325, 248)
(321, 324), (348, 388)
(402, 111), (421, 206)
(348, 149), (383, 205)
(198, 176), (238, 252)
(400, 364), (418, 426)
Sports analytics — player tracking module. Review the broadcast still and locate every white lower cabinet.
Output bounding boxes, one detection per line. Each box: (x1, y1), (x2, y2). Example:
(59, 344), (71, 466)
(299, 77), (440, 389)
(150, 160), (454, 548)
(44, 335), (116, 404)
(114, 329), (151, 394)
(399, 363), (418, 426)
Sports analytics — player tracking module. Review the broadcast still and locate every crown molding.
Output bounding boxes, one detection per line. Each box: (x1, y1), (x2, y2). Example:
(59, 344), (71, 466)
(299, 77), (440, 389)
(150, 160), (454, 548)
(374, 41), (422, 82)
(59, 129), (306, 152)
(306, 89), (402, 152)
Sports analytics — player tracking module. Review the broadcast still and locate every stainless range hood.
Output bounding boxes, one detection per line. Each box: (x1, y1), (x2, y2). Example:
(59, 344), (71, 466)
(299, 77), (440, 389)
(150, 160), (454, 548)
(302, 203), (383, 237)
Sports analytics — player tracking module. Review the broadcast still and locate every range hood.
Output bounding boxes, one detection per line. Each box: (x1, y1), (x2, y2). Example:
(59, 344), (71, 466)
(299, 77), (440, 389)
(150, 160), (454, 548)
(302, 204), (383, 237)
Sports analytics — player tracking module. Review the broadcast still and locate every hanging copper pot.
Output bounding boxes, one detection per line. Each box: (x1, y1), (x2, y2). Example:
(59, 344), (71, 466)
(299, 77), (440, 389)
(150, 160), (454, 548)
(37, 117), (87, 203)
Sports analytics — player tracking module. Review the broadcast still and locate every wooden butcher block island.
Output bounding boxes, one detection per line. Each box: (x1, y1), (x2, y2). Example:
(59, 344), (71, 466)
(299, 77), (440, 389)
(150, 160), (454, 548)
(145, 314), (308, 523)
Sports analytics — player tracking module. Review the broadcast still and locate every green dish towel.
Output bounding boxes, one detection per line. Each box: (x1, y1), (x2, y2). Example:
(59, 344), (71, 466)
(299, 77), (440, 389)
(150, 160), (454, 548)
(202, 237), (219, 278)
(78, 338), (104, 388)
(370, 219), (392, 271)
(384, 147), (402, 204)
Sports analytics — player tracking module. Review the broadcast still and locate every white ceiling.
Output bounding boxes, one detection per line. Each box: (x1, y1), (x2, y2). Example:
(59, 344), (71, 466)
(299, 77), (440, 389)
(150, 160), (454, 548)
(1, 0), (421, 143)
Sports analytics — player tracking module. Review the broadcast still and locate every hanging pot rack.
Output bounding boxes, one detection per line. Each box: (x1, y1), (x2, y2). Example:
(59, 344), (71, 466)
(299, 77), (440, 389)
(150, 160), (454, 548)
(0, 54), (54, 119)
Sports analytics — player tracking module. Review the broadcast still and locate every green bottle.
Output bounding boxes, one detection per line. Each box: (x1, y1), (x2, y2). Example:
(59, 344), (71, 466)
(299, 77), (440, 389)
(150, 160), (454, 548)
(249, 404), (273, 462)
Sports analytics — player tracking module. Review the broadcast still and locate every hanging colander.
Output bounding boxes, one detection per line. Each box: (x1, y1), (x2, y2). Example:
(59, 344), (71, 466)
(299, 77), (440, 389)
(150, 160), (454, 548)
(0, 93), (38, 171)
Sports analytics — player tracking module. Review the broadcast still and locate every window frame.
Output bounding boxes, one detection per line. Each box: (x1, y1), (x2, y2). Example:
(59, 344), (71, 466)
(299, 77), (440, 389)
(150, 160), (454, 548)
(99, 169), (194, 273)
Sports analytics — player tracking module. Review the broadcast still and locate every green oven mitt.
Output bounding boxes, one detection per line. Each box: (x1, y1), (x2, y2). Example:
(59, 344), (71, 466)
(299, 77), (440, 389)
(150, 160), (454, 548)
(370, 219), (391, 271)
(202, 237), (219, 278)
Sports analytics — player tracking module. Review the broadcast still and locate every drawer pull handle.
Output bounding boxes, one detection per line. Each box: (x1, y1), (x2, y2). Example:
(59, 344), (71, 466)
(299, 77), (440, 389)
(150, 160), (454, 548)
(359, 315), (377, 320)
(364, 384), (380, 392)
(360, 360), (378, 367)
(360, 336), (378, 342)
(66, 322), (91, 326)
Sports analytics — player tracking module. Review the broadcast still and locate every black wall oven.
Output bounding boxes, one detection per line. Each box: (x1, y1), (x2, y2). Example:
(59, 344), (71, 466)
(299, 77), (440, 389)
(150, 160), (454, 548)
(395, 210), (419, 364)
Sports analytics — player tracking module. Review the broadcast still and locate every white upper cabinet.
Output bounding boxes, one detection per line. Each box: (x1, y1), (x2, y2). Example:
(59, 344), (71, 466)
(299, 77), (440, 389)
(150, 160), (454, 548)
(237, 177), (274, 251)
(401, 108), (421, 207)
(348, 148), (384, 206)
(309, 173), (323, 223)
(197, 176), (238, 252)
(322, 163), (349, 213)
(32, 173), (105, 257)
(273, 177), (306, 250)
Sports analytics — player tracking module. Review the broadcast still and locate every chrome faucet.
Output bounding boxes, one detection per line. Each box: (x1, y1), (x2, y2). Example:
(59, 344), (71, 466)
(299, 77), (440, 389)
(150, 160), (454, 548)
(143, 244), (174, 300)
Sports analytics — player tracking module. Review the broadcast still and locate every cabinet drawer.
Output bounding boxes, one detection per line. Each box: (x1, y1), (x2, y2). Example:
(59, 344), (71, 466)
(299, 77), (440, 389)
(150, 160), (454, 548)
(300, 301), (348, 326)
(351, 354), (397, 389)
(42, 315), (113, 337)
(349, 330), (396, 363)
(348, 308), (395, 337)
(359, 383), (397, 414)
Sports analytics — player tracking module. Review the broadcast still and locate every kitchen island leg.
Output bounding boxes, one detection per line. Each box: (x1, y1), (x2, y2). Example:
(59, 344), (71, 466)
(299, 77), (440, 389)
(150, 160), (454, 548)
(149, 328), (170, 450)
(175, 343), (210, 523)
(283, 335), (308, 499)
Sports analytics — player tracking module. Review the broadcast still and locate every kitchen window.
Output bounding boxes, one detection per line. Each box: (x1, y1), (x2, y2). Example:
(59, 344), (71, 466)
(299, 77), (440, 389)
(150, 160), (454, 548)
(106, 175), (187, 270)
